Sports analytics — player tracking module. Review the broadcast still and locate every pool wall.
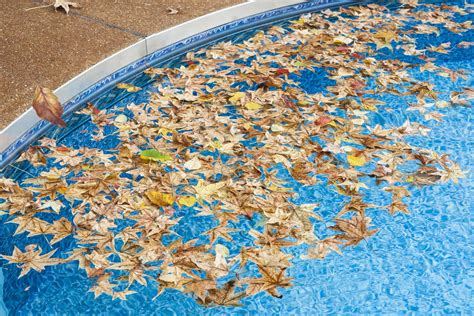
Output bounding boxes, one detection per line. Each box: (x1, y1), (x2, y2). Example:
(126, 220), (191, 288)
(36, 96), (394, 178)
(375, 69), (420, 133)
(0, 269), (6, 316)
(0, 0), (372, 170)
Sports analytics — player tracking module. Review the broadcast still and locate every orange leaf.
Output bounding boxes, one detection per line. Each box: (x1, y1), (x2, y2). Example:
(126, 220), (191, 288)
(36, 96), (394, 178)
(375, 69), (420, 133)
(32, 86), (66, 127)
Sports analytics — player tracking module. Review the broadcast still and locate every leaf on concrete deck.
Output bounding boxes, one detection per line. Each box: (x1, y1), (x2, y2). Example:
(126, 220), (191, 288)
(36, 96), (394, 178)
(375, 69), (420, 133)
(54, 0), (81, 15)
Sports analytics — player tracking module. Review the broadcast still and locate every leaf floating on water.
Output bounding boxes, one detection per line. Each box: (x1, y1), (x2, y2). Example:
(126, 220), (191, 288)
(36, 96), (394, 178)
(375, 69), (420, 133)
(139, 149), (173, 162)
(177, 196), (197, 207)
(116, 83), (142, 92)
(229, 92), (246, 104)
(244, 102), (262, 110)
(200, 281), (245, 307)
(1, 245), (61, 278)
(145, 191), (175, 207)
(194, 180), (226, 202)
(347, 155), (367, 167)
(330, 213), (379, 246)
(32, 86), (66, 127)
(333, 35), (353, 45)
(49, 218), (73, 245)
(183, 156), (202, 170)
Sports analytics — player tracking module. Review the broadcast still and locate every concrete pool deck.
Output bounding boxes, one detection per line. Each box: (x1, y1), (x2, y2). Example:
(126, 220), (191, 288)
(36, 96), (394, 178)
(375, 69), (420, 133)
(0, 0), (244, 129)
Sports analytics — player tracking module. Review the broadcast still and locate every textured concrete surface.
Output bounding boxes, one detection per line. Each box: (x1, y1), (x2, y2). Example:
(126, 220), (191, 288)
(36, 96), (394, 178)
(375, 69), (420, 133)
(0, 0), (244, 129)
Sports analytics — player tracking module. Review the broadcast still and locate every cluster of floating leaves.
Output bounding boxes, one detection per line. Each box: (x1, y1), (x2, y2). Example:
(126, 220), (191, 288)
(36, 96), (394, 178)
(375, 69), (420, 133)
(1, 1), (472, 306)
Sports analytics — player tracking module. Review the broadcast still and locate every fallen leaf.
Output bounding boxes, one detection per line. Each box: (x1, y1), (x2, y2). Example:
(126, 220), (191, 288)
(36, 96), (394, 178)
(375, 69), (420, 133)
(54, 0), (81, 15)
(139, 149), (173, 162)
(167, 7), (179, 15)
(145, 191), (175, 207)
(177, 196), (197, 207)
(32, 86), (66, 127)
(245, 102), (262, 110)
(116, 83), (142, 92)
(347, 155), (367, 167)
(229, 92), (246, 104)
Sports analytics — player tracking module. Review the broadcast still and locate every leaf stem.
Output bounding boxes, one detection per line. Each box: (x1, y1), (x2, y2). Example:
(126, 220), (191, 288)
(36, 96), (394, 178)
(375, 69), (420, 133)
(24, 3), (54, 12)
(8, 164), (36, 178)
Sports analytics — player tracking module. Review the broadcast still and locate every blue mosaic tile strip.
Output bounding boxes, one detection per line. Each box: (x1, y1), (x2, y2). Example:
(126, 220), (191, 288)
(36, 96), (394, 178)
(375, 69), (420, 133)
(0, 0), (369, 170)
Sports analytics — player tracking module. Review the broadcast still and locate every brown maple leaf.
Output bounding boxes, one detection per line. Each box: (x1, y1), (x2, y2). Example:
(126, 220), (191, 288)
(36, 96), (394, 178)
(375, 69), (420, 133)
(200, 280), (245, 306)
(1, 245), (61, 277)
(330, 213), (379, 246)
(32, 86), (66, 127)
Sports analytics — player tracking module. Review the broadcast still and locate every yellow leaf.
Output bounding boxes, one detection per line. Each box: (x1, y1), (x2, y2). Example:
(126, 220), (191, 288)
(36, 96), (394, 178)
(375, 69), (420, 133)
(347, 155), (367, 167)
(294, 61), (306, 67)
(177, 196), (197, 207)
(328, 121), (338, 127)
(229, 92), (245, 104)
(333, 35), (353, 45)
(116, 83), (142, 92)
(267, 183), (291, 192)
(245, 102), (262, 110)
(145, 191), (175, 206)
(158, 127), (174, 136)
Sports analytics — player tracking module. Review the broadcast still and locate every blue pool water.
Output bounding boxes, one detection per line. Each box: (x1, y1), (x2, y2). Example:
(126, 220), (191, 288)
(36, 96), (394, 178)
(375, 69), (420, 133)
(1, 1), (473, 314)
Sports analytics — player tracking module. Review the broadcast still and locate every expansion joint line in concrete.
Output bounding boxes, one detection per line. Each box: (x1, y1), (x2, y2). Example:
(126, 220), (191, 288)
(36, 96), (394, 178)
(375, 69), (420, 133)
(69, 11), (148, 39)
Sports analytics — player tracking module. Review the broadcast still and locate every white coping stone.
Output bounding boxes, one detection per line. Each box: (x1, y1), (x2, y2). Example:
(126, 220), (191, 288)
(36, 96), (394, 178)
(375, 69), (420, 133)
(0, 0), (331, 154)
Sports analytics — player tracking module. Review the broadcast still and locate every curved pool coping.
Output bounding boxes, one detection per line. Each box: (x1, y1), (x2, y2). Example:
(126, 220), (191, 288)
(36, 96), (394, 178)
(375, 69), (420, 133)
(0, 0), (372, 170)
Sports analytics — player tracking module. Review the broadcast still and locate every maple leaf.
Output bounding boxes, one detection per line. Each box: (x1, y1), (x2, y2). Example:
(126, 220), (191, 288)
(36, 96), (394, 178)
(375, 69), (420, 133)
(330, 213), (379, 246)
(32, 86), (66, 127)
(200, 280), (245, 306)
(112, 289), (137, 301)
(54, 0), (81, 15)
(242, 266), (293, 298)
(145, 191), (175, 207)
(302, 236), (343, 259)
(1, 245), (61, 278)
(7, 215), (50, 237)
(90, 274), (116, 298)
(49, 217), (73, 244)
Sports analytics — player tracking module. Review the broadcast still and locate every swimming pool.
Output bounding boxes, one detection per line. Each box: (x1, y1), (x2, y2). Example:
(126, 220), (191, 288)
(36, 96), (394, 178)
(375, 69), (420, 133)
(0, 0), (472, 314)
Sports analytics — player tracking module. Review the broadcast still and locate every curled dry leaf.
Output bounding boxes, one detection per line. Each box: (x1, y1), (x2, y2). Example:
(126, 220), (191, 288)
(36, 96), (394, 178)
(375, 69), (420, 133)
(32, 86), (66, 128)
(167, 7), (180, 15)
(54, 0), (81, 15)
